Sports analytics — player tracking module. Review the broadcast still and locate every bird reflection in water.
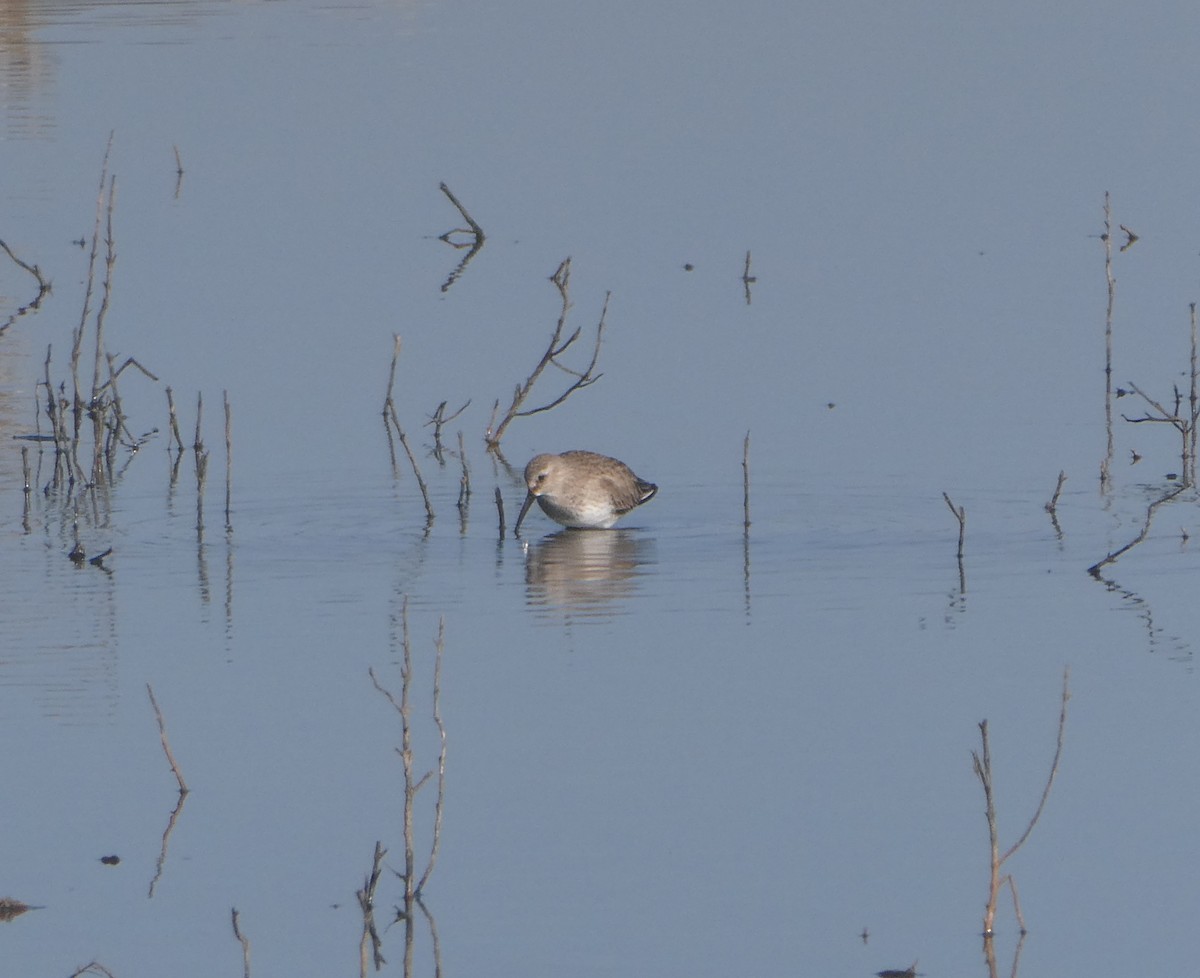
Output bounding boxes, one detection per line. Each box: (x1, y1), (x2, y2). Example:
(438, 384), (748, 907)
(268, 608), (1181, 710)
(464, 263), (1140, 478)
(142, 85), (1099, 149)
(522, 529), (656, 617)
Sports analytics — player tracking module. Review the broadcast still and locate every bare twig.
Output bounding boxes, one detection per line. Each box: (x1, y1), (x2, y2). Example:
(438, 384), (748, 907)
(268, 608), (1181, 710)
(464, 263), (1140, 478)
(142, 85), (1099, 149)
(68, 964), (117, 978)
(388, 402), (435, 523)
(425, 398), (470, 461)
(1101, 192), (1116, 492)
(485, 258), (606, 449)
(414, 617), (447, 896)
(1044, 470), (1067, 514)
(357, 841), (387, 973)
(741, 250), (756, 305)
(456, 430), (471, 514)
(224, 391), (233, 530)
(1087, 483), (1187, 575)
(146, 683), (189, 794)
(972, 668), (1070, 937)
(942, 491), (966, 559)
(0, 238), (52, 334)
(438, 182), (485, 291)
(742, 430), (751, 532)
(231, 908), (251, 978)
(368, 598), (447, 928)
(165, 387), (185, 455)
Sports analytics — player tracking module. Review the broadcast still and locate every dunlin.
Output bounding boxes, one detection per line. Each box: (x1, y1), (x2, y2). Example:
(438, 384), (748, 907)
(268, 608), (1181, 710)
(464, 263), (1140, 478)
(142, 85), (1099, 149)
(515, 450), (658, 531)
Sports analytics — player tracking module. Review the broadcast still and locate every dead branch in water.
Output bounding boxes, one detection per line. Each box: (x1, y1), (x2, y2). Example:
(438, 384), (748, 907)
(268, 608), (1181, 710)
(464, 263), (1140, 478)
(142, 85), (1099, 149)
(1087, 483), (1187, 576)
(741, 250), (756, 305)
(357, 841), (388, 973)
(425, 398), (470, 463)
(437, 182), (485, 291)
(367, 596), (447, 964)
(146, 683), (188, 795)
(742, 430), (751, 532)
(224, 391), (233, 531)
(495, 486), (506, 539)
(1100, 192), (1116, 492)
(942, 491), (966, 559)
(231, 908), (252, 978)
(0, 238), (52, 334)
(382, 335), (435, 524)
(972, 668), (1070, 939)
(485, 258), (606, 450)
(1044, 471), (1067, 515)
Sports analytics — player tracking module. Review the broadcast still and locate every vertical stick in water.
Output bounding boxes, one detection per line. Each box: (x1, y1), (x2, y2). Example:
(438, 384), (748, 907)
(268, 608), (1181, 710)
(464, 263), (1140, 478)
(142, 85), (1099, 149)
(224, 390), (233, 530)
(742, 430), (751, 532)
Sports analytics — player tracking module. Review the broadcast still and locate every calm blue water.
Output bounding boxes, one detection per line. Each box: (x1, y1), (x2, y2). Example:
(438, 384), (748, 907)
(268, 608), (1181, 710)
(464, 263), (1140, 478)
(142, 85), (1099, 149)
(3, 2), (1199, 977)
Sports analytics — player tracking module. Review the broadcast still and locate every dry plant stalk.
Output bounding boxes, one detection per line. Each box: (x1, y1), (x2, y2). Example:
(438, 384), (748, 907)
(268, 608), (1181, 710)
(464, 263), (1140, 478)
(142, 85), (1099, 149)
(357, 841), (388, 974)
(742, 430), (751, 532)
(1121, 301), (1200, 487)
(456, 430), (471, 509)
(942, 491), (966, 559)
(146, 683), (189, 794)
(437, 182), (485, 292)
(972, 668), (1070, 939)
(224, 390), (233, 530)
(1087, 483), (1186, 576)
(165, 387), (185, 455)
(1044, 471), (1067, 515)
(494, 486), (506, 539)
(367, 597), (447, 915)
(68, 964), (117, 978)
(231, 907), (251, 978)
(383, 335), (435, 522)
(1100, 192), (1116, 491)
(426, 398), (470, 463)
(485, 257), (606, 449)
(0, 238), (52, 334)
(741, 249), (756, 305)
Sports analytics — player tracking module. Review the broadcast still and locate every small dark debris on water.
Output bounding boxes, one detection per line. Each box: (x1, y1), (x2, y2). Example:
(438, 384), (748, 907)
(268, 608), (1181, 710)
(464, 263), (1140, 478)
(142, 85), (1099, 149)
(876, 962), (921, 978)
(99, 855), (120, 866)
(860, 926), (869, 944)
(69, 543), (85, 564)
(11, 433), (55, 442)
(683, 263), (694, 271)
(89, 548), (113, 568)
(0, 897), (37, 922)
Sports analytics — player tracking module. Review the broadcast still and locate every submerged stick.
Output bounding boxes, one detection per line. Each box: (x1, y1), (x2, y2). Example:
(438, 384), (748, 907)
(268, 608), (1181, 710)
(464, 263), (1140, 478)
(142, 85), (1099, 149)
(495, 486), (506, 539)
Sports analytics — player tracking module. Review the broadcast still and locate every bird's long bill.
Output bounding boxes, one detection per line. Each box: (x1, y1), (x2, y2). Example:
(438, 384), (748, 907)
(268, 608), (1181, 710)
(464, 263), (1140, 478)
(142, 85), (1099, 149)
(514, 490), (537, 534)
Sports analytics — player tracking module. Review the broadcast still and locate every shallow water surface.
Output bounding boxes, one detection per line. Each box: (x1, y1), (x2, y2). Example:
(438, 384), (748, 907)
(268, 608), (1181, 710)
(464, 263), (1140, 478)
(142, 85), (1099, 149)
(3, 2), (1200, 977)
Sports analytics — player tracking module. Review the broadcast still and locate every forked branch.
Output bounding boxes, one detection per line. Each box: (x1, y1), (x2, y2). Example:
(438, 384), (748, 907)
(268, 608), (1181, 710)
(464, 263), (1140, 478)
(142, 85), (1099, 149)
(485, 257), (606, 449)
(972, 668), (1070, 938)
